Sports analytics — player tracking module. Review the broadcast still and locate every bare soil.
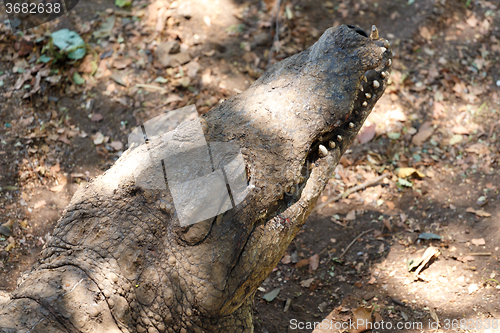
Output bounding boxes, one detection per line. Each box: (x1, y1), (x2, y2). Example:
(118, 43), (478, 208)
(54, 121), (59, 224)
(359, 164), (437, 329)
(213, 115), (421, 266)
(1, 0), (500, 332)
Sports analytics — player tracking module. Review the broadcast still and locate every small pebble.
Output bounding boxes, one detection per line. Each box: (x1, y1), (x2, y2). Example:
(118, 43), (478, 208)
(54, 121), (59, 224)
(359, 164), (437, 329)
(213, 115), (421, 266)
(496, 80), (500, 87)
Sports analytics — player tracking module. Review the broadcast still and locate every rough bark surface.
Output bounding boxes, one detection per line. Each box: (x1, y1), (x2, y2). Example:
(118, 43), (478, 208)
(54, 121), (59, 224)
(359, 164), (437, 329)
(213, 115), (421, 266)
(0, 25), (392, 333)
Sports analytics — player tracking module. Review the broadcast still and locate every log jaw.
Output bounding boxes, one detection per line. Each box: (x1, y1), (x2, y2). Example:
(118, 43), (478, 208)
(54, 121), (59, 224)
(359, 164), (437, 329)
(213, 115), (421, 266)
(0, 24), (392, 333)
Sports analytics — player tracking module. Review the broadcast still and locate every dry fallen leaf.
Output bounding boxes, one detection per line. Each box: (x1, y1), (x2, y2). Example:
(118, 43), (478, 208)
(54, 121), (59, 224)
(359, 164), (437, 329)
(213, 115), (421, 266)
(466, 15), (478, 27)
(20, 116), (34, 126)
(164, 94), (183, 104)
(91, 113), (104, 122)
(92, 132), (105, 145)
(58, 132), (72, 146)
(50, 184), (65, 192)
(50, 163), (60, 177)
(420, 26), (432, 41)
(4, 237), (15, 252)
(309, 254), (319, 271)
(295, 258), (309, 268)
(452, 125), (469, 134)
(457, 255), (475, 262)
(408, 246), (440, 275)
(397, 167), (425, 179)
(433, 101), (445, 119)
(79, 55), (97, 74)
(110, 140), (123, 151)
(14, 71), (33, 90)
(400, 212), (407, 223)
(465, 143), (489, 155)
(466, 207), (491, 217)
(350, 307), (373, 333)
(411, 121), (434, 145)
(383, 219), (392, 232)
(186, 61), (200, 79)
(281, 254), (291, 264)
(113, 57), (133, 69)
(111, 73), (127, 86)
(34, 200), (46, 209)
(385, 201), (395, 210)
(471, 238), (485, 246)
(50, 176), (67, 192)
(345, 210), (356, 221)
(300, 278), (315, 288)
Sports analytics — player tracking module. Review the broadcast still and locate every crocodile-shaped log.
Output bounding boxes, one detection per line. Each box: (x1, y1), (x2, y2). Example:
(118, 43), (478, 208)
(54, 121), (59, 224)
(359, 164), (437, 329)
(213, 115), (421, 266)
(0, 24), (392, 333)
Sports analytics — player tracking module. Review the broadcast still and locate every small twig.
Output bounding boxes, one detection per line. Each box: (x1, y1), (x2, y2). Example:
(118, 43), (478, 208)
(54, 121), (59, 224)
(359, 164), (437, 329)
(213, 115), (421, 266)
(488, 123), (497, 140)
(339, 229), (373, 259)
(267, 0), (282, 65)
(135, 84), (168, 94)
(314, 173), (390, 212)
(467, 252), (492, 256)
(331, 218), (349, 228)
(283, 298), (291, 312)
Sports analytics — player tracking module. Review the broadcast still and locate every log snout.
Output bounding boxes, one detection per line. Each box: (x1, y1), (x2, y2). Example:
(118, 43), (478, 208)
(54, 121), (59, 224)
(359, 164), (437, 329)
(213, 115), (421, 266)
(307, 24), (392, 164)
(0, 25), (392, 333)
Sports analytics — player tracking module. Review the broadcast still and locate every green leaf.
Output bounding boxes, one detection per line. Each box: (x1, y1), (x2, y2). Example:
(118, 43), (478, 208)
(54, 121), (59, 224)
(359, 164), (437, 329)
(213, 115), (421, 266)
(477, 102), (487, 114)
(154, 77), (168, 84)
(38, 55), (52, 63)
(73, 72), (85, 85)
(51, 29), (86, 60)
(397, 177), (413, 187)
(331, 257), (342, 264)
(418, 232), (442, 240)
(115, 0), (132, 7)
(90, 60), (98, 76)
(262, 288), (280, 302)
(449, 134), (463, 145)
(93, 16), (116, 39)
(226, 24), (245, 34)
(388, 132), (401, 140)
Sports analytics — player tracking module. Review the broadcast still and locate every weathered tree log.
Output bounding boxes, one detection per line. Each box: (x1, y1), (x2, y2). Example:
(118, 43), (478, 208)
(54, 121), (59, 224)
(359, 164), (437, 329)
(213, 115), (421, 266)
(0, 24), (392, 333)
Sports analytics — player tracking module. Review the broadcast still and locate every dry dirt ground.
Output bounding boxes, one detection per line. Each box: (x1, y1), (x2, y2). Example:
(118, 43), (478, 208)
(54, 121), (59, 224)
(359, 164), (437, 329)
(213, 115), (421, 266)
(1, 0), (500, 332)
